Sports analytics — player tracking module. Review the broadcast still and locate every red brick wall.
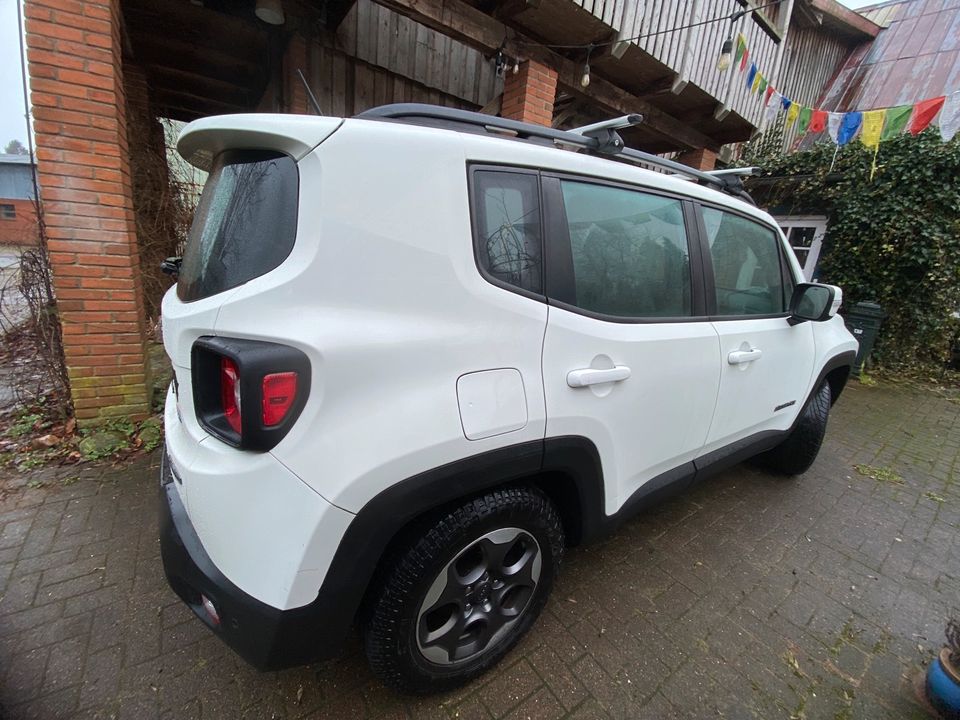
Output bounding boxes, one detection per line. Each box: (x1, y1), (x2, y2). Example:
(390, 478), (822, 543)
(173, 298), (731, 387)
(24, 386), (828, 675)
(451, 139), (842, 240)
(0, 198), (39, 246)
(25, 0), (151, 423)
(501, 60), (557, 126)
(677, 147), (718, 171)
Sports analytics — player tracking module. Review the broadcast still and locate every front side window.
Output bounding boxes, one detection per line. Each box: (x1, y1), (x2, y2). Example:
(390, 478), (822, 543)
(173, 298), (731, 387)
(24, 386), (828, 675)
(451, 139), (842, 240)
(701, 207), (790, 316)
(178, 149), (298, 302)
(472, 170), (542, 295)
(0, 204), (14, 220)
(559, 180), (691, 319)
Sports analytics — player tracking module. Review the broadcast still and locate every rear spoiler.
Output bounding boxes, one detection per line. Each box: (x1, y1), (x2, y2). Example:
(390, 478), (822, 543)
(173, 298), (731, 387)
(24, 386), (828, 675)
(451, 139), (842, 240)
(177, 115), (343, 170)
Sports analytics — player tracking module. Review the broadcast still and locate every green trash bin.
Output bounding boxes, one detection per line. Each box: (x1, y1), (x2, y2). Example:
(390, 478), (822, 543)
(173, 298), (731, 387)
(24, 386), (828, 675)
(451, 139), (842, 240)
(843, 301), (885, 376)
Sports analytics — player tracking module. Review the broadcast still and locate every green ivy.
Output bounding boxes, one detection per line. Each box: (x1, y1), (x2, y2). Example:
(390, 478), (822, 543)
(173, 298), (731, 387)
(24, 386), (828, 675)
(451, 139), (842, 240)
(748, 129), (960, 371)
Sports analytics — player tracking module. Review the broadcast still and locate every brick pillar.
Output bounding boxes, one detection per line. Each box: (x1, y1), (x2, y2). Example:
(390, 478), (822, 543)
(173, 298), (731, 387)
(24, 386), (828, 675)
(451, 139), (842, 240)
(677, 147), (718, 171)
(25, 0), (151, 424)
(501, 59), (558, 126)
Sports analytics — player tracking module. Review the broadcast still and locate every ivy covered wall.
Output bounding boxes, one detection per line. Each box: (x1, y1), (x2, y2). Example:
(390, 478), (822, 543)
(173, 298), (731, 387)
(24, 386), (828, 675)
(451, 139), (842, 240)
(747, 130), (960, 371)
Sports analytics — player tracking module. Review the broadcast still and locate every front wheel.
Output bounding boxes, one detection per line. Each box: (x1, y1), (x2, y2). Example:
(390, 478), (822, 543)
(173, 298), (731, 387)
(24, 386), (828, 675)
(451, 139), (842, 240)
(757, 380), (832, 475)
(363, 486), (564, 694)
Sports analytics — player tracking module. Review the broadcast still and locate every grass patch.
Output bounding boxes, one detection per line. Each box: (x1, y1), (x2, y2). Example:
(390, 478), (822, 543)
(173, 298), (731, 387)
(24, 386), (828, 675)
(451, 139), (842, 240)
(854, 464), (903, 484)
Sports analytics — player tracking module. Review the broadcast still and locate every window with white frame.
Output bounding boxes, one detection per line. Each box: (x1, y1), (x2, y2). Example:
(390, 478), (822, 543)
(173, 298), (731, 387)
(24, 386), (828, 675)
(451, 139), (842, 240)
(774, 215), (827, 281)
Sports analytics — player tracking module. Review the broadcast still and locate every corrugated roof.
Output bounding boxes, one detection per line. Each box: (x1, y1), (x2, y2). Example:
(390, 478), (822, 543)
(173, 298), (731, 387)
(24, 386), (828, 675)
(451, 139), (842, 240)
(818, 0), (960, 111)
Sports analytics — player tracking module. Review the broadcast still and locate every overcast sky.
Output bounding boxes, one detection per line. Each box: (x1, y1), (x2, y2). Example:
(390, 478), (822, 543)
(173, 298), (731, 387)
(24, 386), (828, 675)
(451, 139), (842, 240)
(1, 0), (28, 152)
(0, 0), (882, 153)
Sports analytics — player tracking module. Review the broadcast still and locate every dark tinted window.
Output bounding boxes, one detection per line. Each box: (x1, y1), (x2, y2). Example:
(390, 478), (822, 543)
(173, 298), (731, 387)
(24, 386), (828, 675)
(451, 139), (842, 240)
(560, 180), (691, 318)
(472, 170), (542, 295)
(701, 207), (789, 315)
(178, 150), (298, 302)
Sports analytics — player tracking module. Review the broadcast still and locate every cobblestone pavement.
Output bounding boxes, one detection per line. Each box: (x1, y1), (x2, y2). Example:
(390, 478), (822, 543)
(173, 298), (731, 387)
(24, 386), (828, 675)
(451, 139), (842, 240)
(1, 382), (959, 719)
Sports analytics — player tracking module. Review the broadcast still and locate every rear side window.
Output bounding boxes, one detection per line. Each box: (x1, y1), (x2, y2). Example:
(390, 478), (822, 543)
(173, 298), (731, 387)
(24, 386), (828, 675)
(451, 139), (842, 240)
(701, 207), (790, 316)
(471, 170), (543, 295)
(177, 150), (298, 302)
(558, 180), (691, 319)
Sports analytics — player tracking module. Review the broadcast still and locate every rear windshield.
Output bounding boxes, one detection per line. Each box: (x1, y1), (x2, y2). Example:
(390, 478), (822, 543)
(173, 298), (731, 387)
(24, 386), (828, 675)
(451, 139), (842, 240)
(177, 149), (298, 302)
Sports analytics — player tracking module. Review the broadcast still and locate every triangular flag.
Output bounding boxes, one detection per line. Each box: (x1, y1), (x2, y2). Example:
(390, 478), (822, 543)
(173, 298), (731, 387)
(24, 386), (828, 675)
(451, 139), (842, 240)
(809, 109), (828, 134)
(746, 63), (757, 91)
(909, 96), (946, 135)
(860, 109), (885, 149)
(735, 35), (747, 66)
(881, 105), (912, 140)
(837, 111), (862, 145)
(765, 85), (776, 104)
(740, 47), (749, 72)
(786, 102), (800, 127)
(940, 91), (960, 141)
(797, 106), (813, 133)
(757, 74), (768, 95)
(781, 96), (792, 112)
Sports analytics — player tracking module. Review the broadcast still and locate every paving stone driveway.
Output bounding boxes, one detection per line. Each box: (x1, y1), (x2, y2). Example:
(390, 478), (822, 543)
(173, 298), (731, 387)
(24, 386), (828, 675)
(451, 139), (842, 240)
(1, 382), (959, 720)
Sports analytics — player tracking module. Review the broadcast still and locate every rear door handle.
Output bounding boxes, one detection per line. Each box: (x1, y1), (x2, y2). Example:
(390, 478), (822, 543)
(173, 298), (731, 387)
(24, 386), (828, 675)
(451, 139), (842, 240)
(727, 348), (763, 365)
(567, 366), (632, 388)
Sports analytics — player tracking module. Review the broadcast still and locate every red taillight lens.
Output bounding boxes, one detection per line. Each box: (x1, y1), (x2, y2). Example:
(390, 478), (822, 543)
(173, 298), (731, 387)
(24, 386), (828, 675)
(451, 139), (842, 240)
(220, 357), (242, 434)
(262, 372), (298, 427)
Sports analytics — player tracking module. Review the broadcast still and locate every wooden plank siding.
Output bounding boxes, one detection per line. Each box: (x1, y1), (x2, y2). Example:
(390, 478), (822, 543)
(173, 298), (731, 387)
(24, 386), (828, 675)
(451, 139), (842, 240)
(776, 25), (852, 148)
(303, 0), (502, 117)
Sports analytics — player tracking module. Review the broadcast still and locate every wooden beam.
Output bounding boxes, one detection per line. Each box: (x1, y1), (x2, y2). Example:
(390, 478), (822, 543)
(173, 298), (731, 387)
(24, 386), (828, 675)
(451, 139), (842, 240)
(735, 0), (782, 43)
(493, 0), (541, 21)
(147, 66), (256, 109)
(151, 87), (250, 121)
(370, 0), (720, 150)
(132, 37), (264, 88)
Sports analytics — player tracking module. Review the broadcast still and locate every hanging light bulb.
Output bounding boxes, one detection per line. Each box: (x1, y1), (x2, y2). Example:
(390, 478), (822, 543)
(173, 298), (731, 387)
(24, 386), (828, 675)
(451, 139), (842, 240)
(716, 37), (733, 71)
(513, 59), (520, 74)
(580, 44), (593, 88)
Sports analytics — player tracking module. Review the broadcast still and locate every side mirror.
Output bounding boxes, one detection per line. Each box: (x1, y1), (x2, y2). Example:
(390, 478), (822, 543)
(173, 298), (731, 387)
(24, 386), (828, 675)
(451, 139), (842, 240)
(160, 256), (182, 279)
(788, 283), (842, 325)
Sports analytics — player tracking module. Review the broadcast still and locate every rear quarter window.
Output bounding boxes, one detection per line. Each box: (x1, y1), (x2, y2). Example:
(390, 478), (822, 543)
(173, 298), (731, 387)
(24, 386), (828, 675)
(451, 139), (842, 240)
(177, 149), (299, 302)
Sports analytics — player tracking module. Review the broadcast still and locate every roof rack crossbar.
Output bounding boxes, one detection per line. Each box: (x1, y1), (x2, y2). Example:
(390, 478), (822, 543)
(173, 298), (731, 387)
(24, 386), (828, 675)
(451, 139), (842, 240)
(355, 104), (752, 203)
(569, 114), (644, 136)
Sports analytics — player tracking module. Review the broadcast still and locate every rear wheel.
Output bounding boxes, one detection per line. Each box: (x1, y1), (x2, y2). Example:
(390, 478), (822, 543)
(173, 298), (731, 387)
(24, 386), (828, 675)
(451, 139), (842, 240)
(758, 380), (832, 475)
(363, 487), (564, 694)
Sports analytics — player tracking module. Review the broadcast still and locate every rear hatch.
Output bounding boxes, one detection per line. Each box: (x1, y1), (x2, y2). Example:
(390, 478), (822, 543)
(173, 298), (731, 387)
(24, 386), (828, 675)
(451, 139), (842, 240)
(162, 115), (342, 447)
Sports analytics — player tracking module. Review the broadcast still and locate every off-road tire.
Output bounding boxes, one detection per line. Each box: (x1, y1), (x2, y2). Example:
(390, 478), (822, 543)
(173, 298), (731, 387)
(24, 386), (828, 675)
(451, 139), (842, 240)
(362, 486), (564, 695)
(758, 380), (832, 476)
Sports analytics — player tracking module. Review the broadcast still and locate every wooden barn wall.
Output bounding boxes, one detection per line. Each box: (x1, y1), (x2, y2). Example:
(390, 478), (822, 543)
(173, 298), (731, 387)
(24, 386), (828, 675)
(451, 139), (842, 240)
(571, 0), (783, 127)
(776, 25), (854, 149)
(303, 0), (502, 116)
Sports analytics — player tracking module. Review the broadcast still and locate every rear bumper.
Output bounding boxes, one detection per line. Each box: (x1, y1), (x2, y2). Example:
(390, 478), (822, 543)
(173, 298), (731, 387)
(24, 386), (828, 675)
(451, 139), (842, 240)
(158, 451), (348, 670)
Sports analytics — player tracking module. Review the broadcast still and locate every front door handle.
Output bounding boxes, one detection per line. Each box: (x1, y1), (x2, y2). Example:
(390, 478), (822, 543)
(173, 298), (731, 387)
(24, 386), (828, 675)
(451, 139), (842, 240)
(567, 366), (632, 388)
(727, 348), (763, 365)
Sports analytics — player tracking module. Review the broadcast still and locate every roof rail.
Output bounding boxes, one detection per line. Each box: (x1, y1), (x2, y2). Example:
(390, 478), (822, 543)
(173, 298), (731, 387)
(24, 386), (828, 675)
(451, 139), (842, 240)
(355, 104), (754, 204)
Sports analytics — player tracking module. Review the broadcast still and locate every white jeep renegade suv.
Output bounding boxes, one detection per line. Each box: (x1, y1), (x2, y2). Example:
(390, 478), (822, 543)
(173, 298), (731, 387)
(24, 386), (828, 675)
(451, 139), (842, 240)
(159, 104), (858, 694)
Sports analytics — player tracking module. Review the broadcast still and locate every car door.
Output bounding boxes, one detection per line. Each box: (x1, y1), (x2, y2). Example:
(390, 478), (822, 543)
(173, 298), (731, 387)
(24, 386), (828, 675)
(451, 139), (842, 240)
(540, 175), (722, 516)
(697, 204), (815, 453)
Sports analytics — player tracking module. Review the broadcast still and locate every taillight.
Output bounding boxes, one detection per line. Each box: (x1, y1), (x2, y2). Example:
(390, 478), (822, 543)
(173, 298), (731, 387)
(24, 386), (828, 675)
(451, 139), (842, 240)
(220, 357), (242, 434)
(193, 337), (310, 451)
(262, 372), (298, 426)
